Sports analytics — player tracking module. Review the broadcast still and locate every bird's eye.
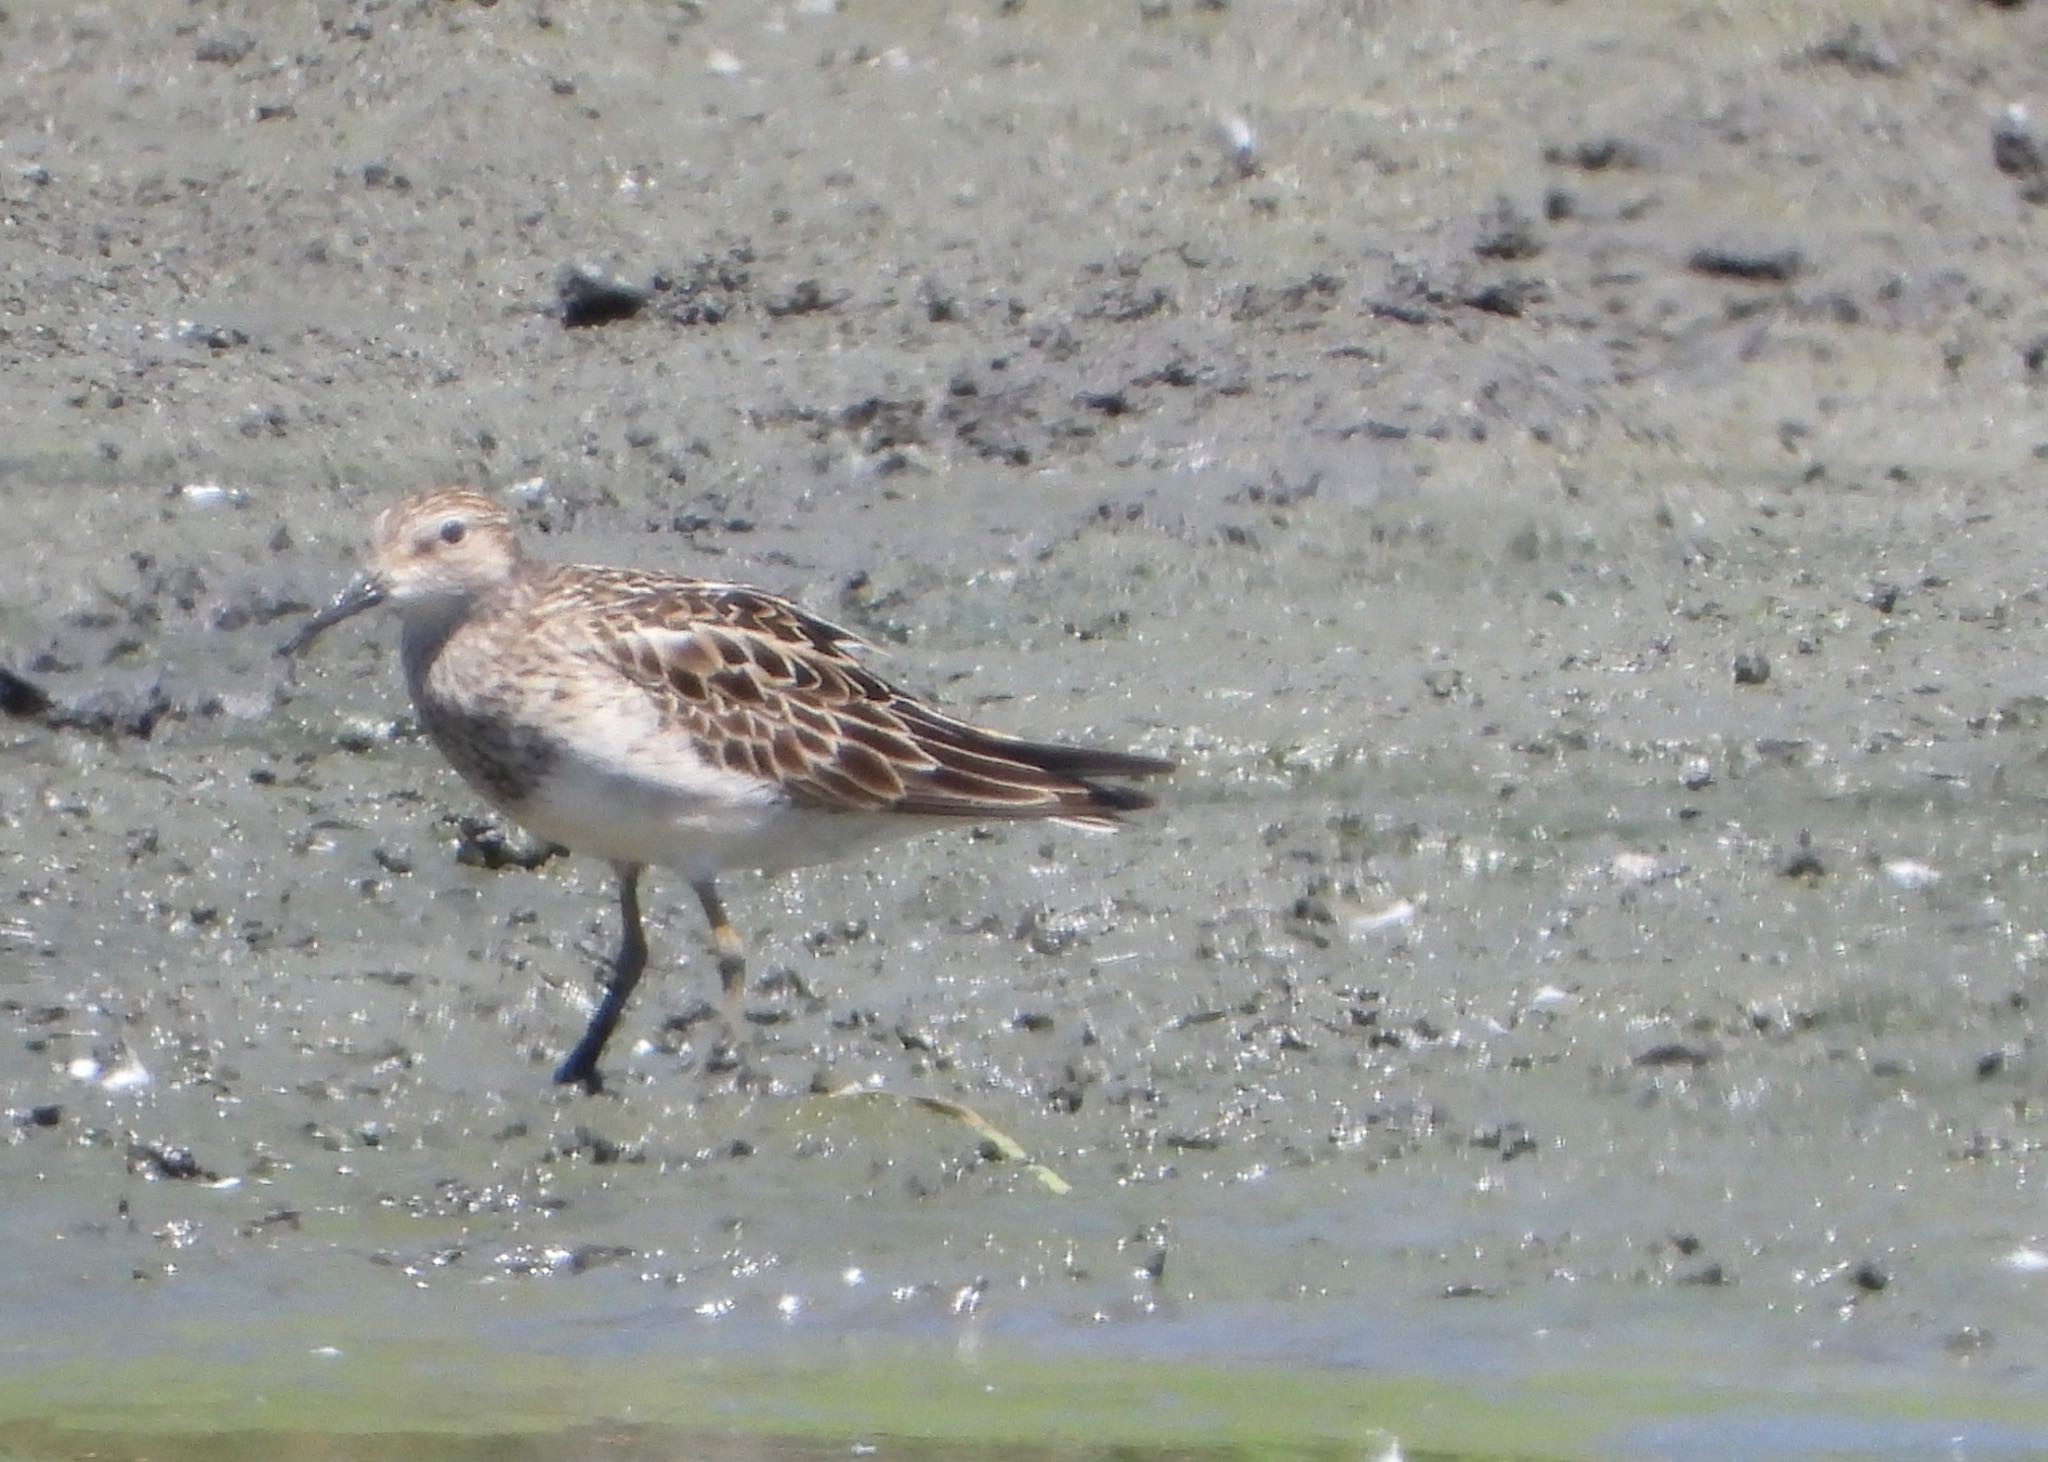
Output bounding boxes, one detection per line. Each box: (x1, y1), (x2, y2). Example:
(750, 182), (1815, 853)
(438, 518), (467, 545)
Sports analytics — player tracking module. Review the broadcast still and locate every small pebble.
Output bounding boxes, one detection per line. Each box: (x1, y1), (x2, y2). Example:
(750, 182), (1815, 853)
(1780, 833), (1825, 880)
(1688, 246), (1804, 283)
(557, 264), (650, 328)
(1993, 104), (2048, 199)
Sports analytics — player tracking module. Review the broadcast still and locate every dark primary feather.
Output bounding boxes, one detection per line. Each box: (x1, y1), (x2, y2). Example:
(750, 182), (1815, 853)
(539, 565), (1171, 823)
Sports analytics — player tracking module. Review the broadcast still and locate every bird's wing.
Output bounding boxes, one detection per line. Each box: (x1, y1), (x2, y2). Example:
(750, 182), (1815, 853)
(552, 569), (1153, 821)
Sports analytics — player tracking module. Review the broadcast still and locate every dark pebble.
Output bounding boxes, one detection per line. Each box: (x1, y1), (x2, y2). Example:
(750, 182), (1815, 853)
(1634, 1043), (1712, 1069)
(1688, 246), (1804, 283)
(0, 667), (52, 718)
(1780, 833), (1825, 880)
(763, 279), (839, 317)
(1473, 199), (1542, 260)
(558, 264), (651, 328)
(129, 1141), (220, 1182)
(1463, 279), (1546, 316)
(1800, 24), (1905, 76)
(195, 33), (255, 64)
(1542, 138), (1643, 170)
(565, 1244), (636, 1274)
(451, 817), (563, 870)
(1992, 107), (2047, 193)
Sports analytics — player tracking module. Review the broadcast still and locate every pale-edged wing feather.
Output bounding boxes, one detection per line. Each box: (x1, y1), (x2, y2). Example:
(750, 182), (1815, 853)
(535, 566), (1167, 823)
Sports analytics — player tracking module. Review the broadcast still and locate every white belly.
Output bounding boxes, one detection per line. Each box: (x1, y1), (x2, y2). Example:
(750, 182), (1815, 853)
(496, 738), (925, 880)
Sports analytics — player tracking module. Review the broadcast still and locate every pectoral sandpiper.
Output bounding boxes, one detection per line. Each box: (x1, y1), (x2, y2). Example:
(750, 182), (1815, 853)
(282, 487), (1171, 1091)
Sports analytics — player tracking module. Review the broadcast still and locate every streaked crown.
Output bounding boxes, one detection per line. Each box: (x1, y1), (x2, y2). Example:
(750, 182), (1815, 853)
(368, 487), (522, 606)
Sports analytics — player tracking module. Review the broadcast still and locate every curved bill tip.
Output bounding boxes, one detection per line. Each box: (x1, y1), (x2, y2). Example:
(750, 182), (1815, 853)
(277, 575), (385, 658)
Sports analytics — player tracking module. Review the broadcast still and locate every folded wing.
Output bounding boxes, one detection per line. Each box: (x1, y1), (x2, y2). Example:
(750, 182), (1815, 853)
(572, 574), (1170, 826)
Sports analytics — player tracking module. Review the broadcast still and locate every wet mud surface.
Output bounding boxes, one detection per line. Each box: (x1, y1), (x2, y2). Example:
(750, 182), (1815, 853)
(8, 2), (2048, 1456)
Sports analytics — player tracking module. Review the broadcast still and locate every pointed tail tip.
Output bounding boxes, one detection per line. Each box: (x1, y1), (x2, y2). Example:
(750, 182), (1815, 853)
(1111, 750), (1178, 778)
(1059, 745), (1173, 817)
(1091, 781), (1158, 814)
(1028, 742), (1176, 781)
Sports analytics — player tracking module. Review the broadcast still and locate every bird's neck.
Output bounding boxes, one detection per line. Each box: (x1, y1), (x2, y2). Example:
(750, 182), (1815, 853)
(396, 573), (529, 692)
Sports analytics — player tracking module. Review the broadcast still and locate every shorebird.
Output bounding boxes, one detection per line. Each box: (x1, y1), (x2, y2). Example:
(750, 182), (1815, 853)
(281, 487), (1171, 1090)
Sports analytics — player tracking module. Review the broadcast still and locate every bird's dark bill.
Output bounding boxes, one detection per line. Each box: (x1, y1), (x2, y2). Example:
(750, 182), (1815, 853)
(278, 575), (385, 657)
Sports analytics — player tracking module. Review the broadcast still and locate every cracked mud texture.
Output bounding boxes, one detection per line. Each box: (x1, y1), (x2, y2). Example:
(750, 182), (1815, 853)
(7, 1), (2048, 1456)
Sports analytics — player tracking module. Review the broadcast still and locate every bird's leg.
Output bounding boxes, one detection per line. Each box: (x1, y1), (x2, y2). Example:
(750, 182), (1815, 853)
(690, 876), (754, 1080)
(692, 877), (748, 998)
(553, 861), (648, 1092)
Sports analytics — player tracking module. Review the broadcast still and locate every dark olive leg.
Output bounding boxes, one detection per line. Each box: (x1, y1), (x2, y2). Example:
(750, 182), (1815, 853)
(554, 862), (648, 1092)
(692, 877), (747, 996)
